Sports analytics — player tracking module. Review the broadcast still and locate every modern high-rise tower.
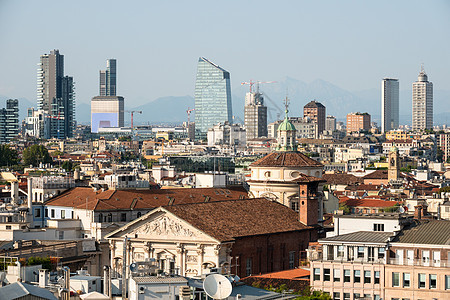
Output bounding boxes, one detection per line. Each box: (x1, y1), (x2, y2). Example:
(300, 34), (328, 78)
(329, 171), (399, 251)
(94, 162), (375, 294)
(381, 78), (399, 133)
(37, 49), (75, 139)
(0, 99), (19, 143)
(244, 91), (267, 140)
(412, 67), (433, 131)
(194, 57), (232, 138)
(100, 59), (117, 96)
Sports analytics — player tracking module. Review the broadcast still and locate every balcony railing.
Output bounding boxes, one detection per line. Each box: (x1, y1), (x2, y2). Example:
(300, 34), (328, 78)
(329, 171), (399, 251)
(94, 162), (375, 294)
(388, 258), (450, 268)
(308, 252), (386, 264)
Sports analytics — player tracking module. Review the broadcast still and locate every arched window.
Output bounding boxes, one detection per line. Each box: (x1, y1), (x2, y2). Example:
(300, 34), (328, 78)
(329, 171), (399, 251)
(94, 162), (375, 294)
(98, 213), (103, 223)
(107, 213), (112, 222)
(137, 212), (142, 218)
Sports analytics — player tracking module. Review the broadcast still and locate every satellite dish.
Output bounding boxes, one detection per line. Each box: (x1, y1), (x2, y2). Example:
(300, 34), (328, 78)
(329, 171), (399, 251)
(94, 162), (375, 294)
(130, 263), (137, 272)
(203, 274), (232, 299)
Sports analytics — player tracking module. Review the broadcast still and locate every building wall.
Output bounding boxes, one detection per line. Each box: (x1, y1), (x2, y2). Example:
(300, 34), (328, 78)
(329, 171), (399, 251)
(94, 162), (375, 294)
(346, 113), (371, 133)
(231, 230), (317, 277)
(310, 260), (385, 300)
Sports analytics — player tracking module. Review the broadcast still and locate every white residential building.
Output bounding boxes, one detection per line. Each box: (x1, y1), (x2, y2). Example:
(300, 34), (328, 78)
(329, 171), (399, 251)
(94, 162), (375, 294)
(412, 67), (433, 131)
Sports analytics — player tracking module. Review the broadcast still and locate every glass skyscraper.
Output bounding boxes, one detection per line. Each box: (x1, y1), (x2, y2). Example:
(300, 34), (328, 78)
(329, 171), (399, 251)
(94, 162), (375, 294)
(194, 57), (232, 137)
(100, 59), (117, 96)
(37, 49), (75, 139)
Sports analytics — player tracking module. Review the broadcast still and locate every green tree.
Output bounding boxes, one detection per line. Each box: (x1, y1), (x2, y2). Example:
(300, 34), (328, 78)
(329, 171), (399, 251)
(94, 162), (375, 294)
(61, 160), (73, 172)
(0, 144), (19, 167)
(22, 145), (52, 167)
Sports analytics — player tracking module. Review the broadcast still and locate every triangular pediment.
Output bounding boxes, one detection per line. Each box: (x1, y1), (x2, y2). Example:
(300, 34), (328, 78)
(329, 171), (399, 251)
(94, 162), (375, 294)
(106, 208), (218, 243)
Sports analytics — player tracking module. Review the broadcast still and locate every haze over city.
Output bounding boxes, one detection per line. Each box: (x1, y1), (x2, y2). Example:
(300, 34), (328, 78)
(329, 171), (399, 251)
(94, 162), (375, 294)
(0, 0), (449, 124)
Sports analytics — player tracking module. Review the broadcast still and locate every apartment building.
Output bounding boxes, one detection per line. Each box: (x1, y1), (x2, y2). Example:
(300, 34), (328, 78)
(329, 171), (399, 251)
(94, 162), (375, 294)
(309, 215), (450, 300)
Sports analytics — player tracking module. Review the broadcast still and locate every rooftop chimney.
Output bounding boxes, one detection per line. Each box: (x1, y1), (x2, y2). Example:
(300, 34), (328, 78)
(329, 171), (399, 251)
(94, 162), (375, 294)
(414, 205), (422, 220)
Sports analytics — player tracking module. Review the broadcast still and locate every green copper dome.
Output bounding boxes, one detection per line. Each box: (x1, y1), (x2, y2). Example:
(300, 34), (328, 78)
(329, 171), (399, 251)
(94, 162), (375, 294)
(278, 116), (296, 132)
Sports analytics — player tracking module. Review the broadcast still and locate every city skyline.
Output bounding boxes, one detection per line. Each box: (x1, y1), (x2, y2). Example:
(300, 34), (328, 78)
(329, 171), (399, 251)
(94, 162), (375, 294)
(0, 1), (449, 110)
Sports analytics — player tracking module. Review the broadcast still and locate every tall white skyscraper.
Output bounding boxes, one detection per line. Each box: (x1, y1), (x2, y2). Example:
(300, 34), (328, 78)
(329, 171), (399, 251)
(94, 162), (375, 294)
(412, 67), (433, 131)
(381, 78), (399, 133)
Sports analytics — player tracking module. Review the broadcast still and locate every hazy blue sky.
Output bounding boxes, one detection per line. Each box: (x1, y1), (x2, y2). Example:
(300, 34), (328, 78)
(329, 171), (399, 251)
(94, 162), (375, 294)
(0, 0), (449, 106)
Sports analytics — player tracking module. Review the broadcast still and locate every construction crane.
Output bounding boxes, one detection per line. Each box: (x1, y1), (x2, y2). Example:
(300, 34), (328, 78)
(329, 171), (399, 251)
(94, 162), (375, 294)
(241, 80), (277, 93)
(125, 110), (142, 130)
(186, 108), (195, 124)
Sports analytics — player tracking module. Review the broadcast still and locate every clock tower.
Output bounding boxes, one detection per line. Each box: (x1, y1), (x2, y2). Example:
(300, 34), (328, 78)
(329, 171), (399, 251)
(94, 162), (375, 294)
(388, 145), (400, 182)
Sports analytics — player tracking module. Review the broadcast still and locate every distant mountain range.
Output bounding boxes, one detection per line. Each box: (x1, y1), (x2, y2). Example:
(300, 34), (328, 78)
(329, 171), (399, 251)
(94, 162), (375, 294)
(2, 77), (449, 126)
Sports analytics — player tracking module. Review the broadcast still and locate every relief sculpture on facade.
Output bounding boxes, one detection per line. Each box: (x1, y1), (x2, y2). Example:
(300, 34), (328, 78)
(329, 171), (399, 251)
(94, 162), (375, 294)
(131, 215), (195, 237)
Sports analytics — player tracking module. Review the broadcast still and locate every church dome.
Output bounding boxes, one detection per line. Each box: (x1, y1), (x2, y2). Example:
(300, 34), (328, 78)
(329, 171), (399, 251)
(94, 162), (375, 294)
(278, 117), (296, 132)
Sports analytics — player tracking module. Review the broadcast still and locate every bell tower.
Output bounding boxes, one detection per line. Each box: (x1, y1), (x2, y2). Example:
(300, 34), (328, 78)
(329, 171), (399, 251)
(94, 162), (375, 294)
(388, 144), (400, 182)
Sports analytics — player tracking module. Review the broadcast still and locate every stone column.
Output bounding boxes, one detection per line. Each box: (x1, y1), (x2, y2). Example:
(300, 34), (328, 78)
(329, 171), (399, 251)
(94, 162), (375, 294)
(144, 242), (153, 260)
(176, 243), (184, 276)
(196, 244), (204, 276)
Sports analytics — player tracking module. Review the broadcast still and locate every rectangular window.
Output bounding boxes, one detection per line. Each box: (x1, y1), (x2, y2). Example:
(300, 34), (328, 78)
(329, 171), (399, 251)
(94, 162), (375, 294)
(392, 272), (400, 287)
(403, 273), (410, 288)
(246, 258), (252, 276)
(373, 223), (384, 231)
(354, 270), (361, 283)
(45, 208), (48, 217)
(337, 245), (344, 258)
(51, 209), (55, 218)
(289, 251), (295, 269)
(35, 208), (40, 217)
(429, 274), (437, 289)
(343, 293), (350, 300)
(323, 268), (330, 281)
(333, 269), (340, 282)
(446, 275), (450, 290)
(364, 270), (371, 283)
(344, 269), (351, 282)
(6, 225), (11, 230)
(333, 292), (340, 300)
(353, 294), (360, 300)
(357, 247), (364, 258)
(313, 268), (320, 281)
(368, 247), (375, 261)
(121, 213), (127, 222)
(61, 210), (65, 219)
(375, 271), (380, 284)
(422, 250), (430, 266)
(378, 247), (385, 260)
(374, 295), (380, 300)
(418, 273), (426, 288)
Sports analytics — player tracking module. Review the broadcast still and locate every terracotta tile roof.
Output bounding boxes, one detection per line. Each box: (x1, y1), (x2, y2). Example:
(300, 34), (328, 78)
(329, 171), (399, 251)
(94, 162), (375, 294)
(164, 198), (311, 242)
(345, 184), (382, 191)
(322, 174), (364, 186)
(341, 198), (400, 208)
(250, 268), (310, 280)
(45, 186), (249, 211)
(250, 152), (322, 168)
(363, 170), (388, 179)
(290, 174), (325, 183)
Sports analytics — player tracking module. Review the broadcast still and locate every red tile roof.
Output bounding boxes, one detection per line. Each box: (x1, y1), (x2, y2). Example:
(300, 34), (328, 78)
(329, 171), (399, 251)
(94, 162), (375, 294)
(341, 198), (400, 208)
(251, 268), (310, 280)
(250, 152), (322, 168)
(363, 170), (388, 179)
(164, 198), (312, 242)
(322, 173), (364, 186)
(45, 186), (249, 211)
